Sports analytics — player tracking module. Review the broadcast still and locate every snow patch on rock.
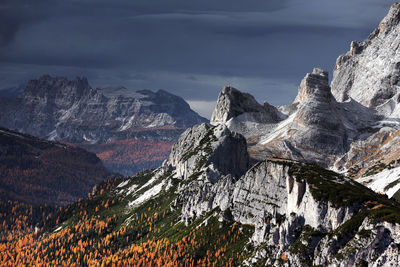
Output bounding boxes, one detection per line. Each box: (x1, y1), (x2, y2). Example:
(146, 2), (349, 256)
(357, 166), (400, 198)
(128, 180), (166, 208)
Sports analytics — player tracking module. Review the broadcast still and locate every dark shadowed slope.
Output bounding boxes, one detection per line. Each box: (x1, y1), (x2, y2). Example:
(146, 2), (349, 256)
(0, 127), (111, 206)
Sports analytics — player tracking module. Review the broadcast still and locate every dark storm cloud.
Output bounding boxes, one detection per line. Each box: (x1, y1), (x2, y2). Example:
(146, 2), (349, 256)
(0, 0), (53, 45)
(0, 0), (396, 117)
(0, 0), (288, 67)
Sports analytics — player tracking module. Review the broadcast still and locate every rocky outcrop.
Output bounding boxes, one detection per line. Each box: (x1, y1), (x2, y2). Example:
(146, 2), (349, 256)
(290, 68), (348, 155)
(231, 160), (357, 235)
(210, 86), (282, 125)
(228, 159), (400, 266)
(210, 86), (284, 140)
(293, 68), (331, 103)
(209, 68), (372, 167)
(331, 3), (400, 113)
(167, 123), (249, 222)
(210, 68), (379, 169)
(169, 123), (249, 180)
(323, 2), (400, 195)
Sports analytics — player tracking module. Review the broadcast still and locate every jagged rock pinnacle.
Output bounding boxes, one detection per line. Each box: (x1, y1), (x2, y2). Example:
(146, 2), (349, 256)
(210, 86), (282, 127)
(211, 86), (265, 124)
(294, 68), (331, 103)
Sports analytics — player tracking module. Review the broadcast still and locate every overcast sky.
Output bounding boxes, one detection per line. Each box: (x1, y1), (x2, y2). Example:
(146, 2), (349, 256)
(0, 0), (395, 118)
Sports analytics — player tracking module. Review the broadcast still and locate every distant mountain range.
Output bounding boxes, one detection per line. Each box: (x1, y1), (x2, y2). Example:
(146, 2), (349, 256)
(0, 76), (207, 175)
(0, 127), (110, 206)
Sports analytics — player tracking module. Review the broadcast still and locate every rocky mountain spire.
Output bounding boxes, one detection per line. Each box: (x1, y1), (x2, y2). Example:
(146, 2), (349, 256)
(294, 68), (332, 103)
(210, 86), (283, 130)
(277, 68), (348, 164)
(211, 86), (271, 124)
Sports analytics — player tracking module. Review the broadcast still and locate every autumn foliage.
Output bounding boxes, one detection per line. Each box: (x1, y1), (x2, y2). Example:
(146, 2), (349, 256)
(0, 173), (254, 266)
(0, 205), (247, 266)
(80, 138), (174, 175)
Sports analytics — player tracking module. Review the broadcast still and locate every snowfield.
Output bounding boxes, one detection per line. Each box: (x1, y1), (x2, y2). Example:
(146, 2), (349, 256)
(357, 166), (400, 198)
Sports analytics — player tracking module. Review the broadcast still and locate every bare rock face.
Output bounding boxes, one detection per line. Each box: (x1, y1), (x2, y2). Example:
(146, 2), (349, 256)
(223, 158), (399, 265)
(169, 123), (249, 180)
(209, 68), (373, 168)
(210, 65), (380, 169)
(331, 3), (400, 112)
(166, 122), (249, 223)
(229, 159), (395, 266)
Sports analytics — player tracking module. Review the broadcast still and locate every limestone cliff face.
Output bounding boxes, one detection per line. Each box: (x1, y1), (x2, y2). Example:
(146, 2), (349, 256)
(228, 159), (399, 266)
(166, 123), (249, 223)
(331, 3), (400, 113)
(231, 160), (357, 235)
(294, 68), (331, 103)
